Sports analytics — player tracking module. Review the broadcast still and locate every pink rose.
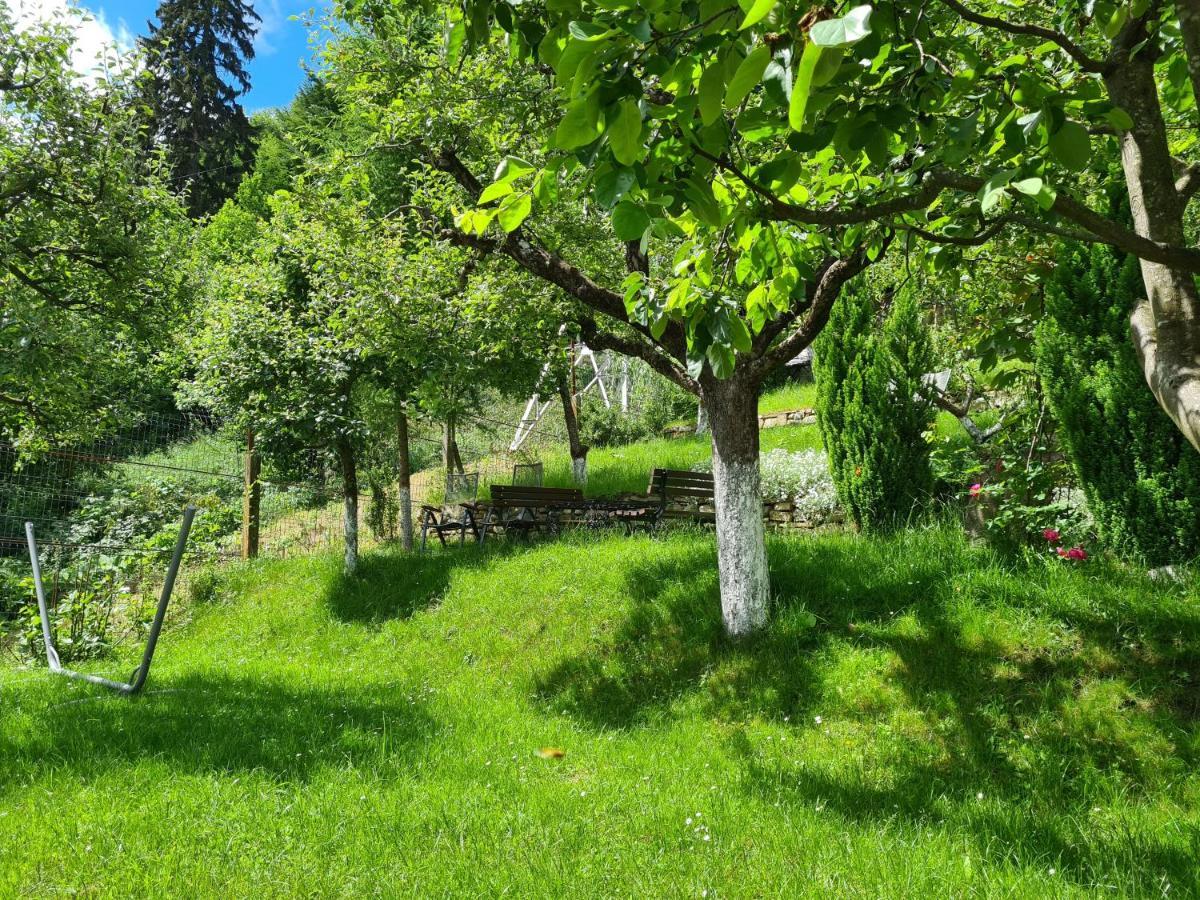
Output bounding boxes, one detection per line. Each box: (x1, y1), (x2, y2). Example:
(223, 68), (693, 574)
(1042, 528), (1061, 543)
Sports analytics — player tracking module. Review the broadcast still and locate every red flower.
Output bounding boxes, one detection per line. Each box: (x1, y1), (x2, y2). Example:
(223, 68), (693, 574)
(969, 483), (982, 498)
(1056, 546), (1087, 561)
(1042, 528), (1061, 543)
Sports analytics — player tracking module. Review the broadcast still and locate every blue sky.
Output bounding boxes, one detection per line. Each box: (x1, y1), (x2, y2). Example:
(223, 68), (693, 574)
(90, 0), (331, 111)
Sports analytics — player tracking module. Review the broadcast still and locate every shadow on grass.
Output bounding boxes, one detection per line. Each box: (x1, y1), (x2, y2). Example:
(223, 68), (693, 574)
(533, 528), (1200, 891)
(0, 672), (436, 786)
(324, 541), (525, 623)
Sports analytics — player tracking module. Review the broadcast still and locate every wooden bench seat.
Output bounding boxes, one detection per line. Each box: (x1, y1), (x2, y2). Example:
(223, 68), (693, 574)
(648, 468), (716, 523)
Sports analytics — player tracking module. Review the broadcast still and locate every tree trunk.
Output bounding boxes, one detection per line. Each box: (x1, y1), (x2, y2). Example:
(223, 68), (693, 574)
(1106, 54), (1200, 452)
(397, 406), (413, 552)
(557, 376), (589, 485)
(336, 437), (359, 575)
(702, 373), (770, 638)
(443, 413), (464, 474)
(695, 399), (709, 435)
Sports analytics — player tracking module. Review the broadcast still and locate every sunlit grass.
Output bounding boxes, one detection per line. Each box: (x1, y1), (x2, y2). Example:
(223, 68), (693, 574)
(2, 524), (1198, 895)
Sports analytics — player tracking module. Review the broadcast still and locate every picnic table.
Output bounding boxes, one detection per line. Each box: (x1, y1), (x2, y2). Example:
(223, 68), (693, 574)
(467, 486), (655, 544)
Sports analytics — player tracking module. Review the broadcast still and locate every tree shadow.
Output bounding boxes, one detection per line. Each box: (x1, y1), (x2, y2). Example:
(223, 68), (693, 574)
(0, 672), (436, 788)
(533, 530), (1200, 892)
(534, 533), (957, 728)
(325, 542), (524, 623)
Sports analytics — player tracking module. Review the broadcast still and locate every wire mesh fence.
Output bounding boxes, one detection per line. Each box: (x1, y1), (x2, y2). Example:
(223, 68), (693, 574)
(1, 354), (691, 666)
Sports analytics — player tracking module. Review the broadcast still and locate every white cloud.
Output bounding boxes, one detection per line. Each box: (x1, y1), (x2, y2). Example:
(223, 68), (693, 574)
(253, 0), (283, 56)
(4, 0), (133, 79)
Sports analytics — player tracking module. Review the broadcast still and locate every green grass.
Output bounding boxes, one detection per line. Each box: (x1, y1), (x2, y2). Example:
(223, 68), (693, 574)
(534, 424), (825, 497)
(2, 524), (1198, 896)
(758, 381), (817, 415)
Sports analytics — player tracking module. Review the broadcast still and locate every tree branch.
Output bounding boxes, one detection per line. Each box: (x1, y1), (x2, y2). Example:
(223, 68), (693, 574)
(935, 0), (1108, 73)
(753, 250), (874, 379)
(577, 317), (697, 395)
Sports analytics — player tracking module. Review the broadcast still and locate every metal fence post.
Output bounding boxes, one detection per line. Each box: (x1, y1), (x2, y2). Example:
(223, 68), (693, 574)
(242, 428), (261, 560)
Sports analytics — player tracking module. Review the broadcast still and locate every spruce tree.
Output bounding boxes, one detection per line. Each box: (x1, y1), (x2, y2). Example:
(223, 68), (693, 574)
(1036, 244), (1200, 566)
(814, 280), (935, 531)
(142, 0), (260, 217)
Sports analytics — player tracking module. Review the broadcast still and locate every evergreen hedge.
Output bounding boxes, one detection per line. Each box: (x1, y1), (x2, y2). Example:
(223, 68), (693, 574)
(814, 280), (935, 531)
(1035, 242), (1200, 565)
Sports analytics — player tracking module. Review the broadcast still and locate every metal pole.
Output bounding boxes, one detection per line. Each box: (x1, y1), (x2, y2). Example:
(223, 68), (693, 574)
(24, 506), (197, 696)
(25, 521), (61, 673)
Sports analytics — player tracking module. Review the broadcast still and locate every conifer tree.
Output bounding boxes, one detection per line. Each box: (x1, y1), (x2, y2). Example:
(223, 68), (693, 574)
(142, 0), (260, 217)
(815, 281), (935, 531)
(1036, 244), (1200, 566)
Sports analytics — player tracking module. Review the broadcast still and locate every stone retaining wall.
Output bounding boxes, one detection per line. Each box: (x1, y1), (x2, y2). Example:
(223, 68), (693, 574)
(758, 407), (817, 429)
(613, 492), (841, 531)
(662, 407), (817, 439)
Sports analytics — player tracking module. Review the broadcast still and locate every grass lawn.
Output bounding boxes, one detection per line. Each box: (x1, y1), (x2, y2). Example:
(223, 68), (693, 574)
(758, 381), (817, 415)
(537, 423), (824, 497)
(2, 525), (1198, 896)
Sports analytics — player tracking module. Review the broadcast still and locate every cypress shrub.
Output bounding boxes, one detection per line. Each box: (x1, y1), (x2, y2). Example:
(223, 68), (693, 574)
(1035, 242), (1200, 565)
(814, 279), (935, 531)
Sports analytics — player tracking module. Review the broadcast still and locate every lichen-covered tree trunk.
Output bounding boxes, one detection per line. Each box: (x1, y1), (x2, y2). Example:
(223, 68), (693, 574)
(1106, 54), (1200, 452)
(557, 376), (588, 485)
(336, 437), (359, 574)
(396, 406), (413, 552)
(702, 373), (769, 638)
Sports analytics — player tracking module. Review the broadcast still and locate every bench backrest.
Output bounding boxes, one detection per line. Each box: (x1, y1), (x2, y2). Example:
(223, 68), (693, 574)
(648, 468), (715, 501)
(490, 485), (584, 507)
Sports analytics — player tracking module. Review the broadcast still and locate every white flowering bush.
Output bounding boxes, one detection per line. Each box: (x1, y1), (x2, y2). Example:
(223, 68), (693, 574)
(696, 449), (840, 521)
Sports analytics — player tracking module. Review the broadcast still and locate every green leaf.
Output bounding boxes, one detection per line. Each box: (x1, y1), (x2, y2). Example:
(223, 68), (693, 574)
(809, 5), (873, 48)
(594, 167), (636, 208)
(1104, 106), (1134, 131)
(554, 94), (602, 149)
(609, 100), (643, 166)
(811, 45), (844, 86)
(497, 193), (532, 232)
(789, 41), (822, 131)
(724, 44), (771, 110)
(698, 61), (726, 126)
(739, 0), (777, 30)
(728, 314), (753, 352)
(1012, 176), (1056, 211)
(1049, 121), (1091, 172)
(706, 343), (736, 378)
(494, 156), (535, 182)
(568, 20), (611, 41)
(612, 201), (651, 240)
(478, 181), (514, 204)
(979, 169), (1015, 213)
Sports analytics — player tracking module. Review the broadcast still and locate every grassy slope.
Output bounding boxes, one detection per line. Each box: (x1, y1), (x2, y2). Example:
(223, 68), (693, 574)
(2, 526), (1198, 897)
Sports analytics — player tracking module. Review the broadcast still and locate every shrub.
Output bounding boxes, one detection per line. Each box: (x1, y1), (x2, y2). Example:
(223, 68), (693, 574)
(813, 279), (935, 531)
(1035, 242), (1200, 566)
(695, 449), (839, 521)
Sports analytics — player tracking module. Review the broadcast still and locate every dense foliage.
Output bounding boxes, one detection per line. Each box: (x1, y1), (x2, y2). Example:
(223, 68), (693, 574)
(815, 281), (935, 530)
(0, 8), (187, 451)
(1038, 243), (1200, 565)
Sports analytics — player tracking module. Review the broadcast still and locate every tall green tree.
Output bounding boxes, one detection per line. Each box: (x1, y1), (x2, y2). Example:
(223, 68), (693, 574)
(142, 0), (260, 217)
(1038, 242), (1200, 565)
(1, 7), (188, 452)
(415, 0), (1200, 634)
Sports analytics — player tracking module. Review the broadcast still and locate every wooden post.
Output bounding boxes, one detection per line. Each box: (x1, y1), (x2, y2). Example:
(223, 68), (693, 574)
(241, 428), (261, 559)
(397, 405), (413, 552)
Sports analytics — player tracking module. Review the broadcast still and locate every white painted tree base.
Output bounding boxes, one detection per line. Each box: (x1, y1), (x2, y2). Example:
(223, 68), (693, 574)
(572, 456), (588, 485)
(711, 451), (770, 637)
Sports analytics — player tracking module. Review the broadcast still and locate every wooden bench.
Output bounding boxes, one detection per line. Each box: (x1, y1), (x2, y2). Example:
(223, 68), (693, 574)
(648, 468), (716, 524)
(476, 485), (586, 543)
